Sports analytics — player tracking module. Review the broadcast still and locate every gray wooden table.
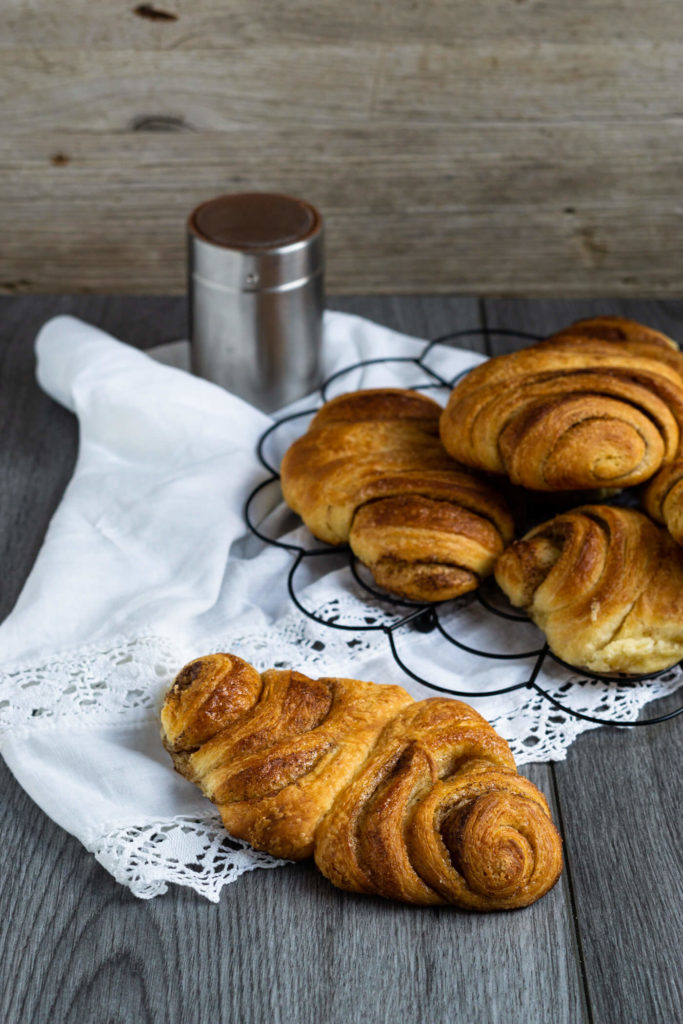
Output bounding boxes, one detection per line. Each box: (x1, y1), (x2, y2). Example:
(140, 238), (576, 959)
(0, 295), (681, 1024)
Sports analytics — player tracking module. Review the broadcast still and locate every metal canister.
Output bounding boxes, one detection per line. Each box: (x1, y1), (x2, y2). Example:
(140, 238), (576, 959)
(188, 192), (324, 412)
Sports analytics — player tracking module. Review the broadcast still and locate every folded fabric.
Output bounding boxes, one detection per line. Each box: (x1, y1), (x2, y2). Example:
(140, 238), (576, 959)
(0, 311), (679, 900)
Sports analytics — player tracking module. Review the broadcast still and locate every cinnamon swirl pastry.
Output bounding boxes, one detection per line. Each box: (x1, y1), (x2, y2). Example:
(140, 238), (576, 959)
(439, 318), (683, 492)
(550, 315), (683, 376)
(280, 388), (514, 602)
(161, 653), (563, 910)
(494, 504), (683, 674)
(643, 457), (683, 546)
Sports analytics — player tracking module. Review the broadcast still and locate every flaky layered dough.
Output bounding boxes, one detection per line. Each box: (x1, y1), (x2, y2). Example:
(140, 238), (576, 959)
(643, 457), (683, 545)
(161, 653), (563, 910)
(280, 388), (514, 602)
(494, 504), (683, 674)
(551, 315), (683, 375)
(551, 318), (683, 548)
(439, 317), (683, 492)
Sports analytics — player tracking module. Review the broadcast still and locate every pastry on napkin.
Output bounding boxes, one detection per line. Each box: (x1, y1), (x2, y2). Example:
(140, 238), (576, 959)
(0, 312), (679, 901)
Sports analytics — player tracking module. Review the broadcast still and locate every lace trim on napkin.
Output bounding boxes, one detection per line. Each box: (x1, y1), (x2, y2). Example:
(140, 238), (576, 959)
(2, 596), (679, 756)
(88, 813), (285, 901)
(0, 598), (388, 736)
(1, 595), (680, 902)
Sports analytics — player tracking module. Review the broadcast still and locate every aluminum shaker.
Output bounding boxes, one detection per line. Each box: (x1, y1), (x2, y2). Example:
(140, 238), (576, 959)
(187, 192), (324, 412)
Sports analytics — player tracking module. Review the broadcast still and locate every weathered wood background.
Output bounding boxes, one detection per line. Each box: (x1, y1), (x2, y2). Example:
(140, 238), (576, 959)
(2, 1), (683, 295)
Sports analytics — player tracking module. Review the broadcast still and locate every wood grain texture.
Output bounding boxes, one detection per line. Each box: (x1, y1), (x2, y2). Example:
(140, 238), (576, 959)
(481, 297), (683, 353)
(2, 3), (683, 294)
(484, 297), (683, 1024)
(0, 758), (581, 1024)
(4, 44), (683, 130)
(2, 123), (683, 295)
(0, 294), (588, 1024)
(5, 1), (683, 49)
(0, 295), (183, 619)
(553, 693), (683, 1024)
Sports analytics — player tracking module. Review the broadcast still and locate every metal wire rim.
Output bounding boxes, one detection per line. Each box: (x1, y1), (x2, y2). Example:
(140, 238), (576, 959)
(242, 326), (683, 729)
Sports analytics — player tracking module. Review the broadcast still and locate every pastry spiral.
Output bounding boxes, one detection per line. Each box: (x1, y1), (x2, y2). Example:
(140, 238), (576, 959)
(439, 318), (683, 492)
(643, 458), (683, 546)
(494, 504), (683, 674)
(161, 653), (563, 910)
(280, 388), (514, 602)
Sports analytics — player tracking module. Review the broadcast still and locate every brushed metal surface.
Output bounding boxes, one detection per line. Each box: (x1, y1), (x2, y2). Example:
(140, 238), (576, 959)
(188, 193), (324, 412)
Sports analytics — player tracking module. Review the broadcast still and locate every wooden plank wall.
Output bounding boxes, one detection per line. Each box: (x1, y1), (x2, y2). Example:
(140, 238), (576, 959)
(2, 1), (683, 295)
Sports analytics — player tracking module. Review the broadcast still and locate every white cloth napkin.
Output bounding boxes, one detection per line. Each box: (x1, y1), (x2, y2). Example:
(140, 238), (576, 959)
(0, 311), (679, 900)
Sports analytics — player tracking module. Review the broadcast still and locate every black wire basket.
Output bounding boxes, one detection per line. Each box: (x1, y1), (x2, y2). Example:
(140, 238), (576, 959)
(244, 327), (683, 729)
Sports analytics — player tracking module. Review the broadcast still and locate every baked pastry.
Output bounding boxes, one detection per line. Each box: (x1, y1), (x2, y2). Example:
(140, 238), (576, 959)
(439, 317), (683, 492)
(643, 458), (683, 545)
(161, 653), (563, 911)
(494, 504), (683, 674)
(279, 388), (514, 602)
(549, 315), (683, 376)
(552, 318), (683, 546)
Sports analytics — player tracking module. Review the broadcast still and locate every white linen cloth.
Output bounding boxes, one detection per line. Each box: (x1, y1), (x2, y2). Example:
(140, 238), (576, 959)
(0, 311), (680, 900)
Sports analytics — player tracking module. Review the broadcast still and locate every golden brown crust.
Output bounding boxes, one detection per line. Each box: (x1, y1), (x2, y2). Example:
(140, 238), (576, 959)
(550, 319), (683, 549)
(310, 388), (444, 429)
(161, 653), (263, 754)
(494, 504), (683, 674)
(439, 318), (683, 492)
(166, 660), (413, 860)
(161, 655), (563, 910)
(643, 457), (683, 546)
(280, 388), (514, 602)
(314, 699), (561, 910)
(550, 315), (683, 374)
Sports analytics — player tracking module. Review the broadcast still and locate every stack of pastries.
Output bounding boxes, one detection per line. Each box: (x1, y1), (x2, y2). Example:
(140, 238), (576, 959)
(160, 315), (683, 912)
(280, 315), (683, 677)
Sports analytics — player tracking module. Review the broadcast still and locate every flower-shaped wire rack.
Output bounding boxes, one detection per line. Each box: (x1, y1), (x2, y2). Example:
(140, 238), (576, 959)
(245, 327), (683, 729)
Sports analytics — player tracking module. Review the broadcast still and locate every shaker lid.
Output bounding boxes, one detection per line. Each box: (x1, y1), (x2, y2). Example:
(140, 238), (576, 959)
(190, 192), (319, 251)
(188, 191), (324, 291)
